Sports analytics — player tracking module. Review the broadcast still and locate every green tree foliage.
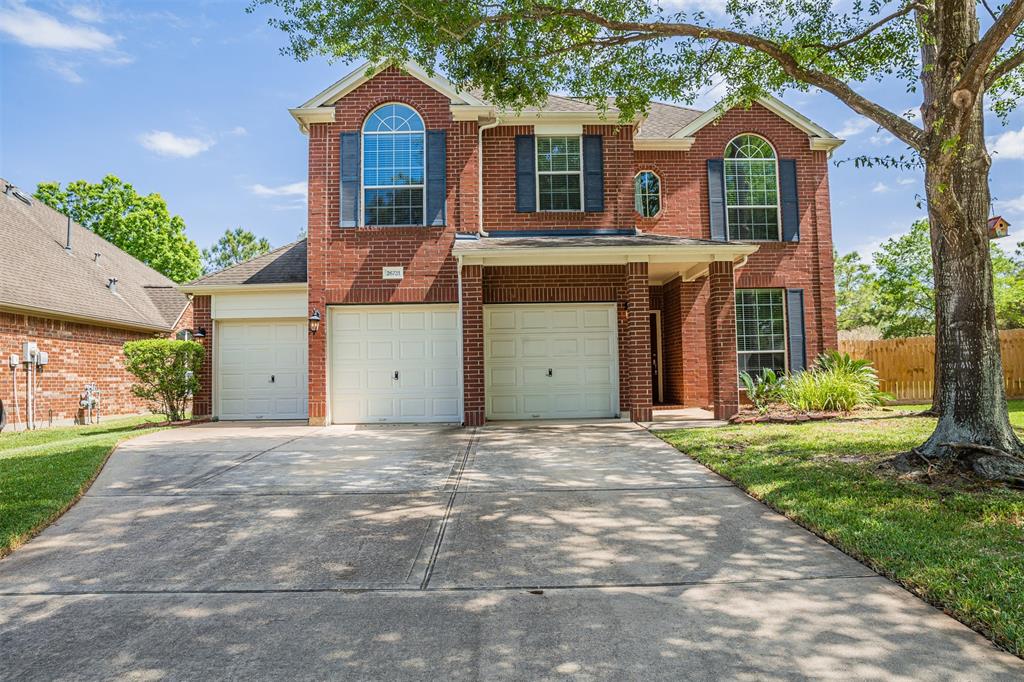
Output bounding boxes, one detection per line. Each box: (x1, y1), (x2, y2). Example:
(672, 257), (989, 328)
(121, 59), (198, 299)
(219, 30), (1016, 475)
(35, 175), (201, 283)
(202, 227), (272, 274)
(834, 250), (879, 331)
(838, 220), (1024, 337)
(123, 339), (204, 422)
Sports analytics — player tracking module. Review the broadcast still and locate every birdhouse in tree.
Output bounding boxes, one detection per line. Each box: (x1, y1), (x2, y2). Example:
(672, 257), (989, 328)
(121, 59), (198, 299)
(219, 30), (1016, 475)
(988, 215), (1011, 239)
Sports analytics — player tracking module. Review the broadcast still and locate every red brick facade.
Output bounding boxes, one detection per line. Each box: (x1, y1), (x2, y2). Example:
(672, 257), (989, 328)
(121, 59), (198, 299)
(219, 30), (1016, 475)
(304, 67), (838, 424)
(0, 306), (192, 426)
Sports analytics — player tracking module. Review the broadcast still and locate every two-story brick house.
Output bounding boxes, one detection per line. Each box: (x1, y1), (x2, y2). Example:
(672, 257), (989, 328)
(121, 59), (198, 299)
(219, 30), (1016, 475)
(183, 62), (841, 426)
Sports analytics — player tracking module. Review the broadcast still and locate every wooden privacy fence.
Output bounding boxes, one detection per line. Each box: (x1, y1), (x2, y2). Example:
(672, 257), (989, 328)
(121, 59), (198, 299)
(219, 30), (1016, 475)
(839, 330), (1024, 402)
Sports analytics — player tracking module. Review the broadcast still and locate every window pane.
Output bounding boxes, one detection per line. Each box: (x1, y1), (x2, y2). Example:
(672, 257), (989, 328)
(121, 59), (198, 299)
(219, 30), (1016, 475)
(736, 289), (786, 380)
(724, 134), (779, 240)
(365, 188), (424, 226)
(363, 133), (424, 186)
(537, 136), (581, 173)
(634, 171), (661, 217)
(363, 103), (425, 133)
(539, 173), (581, 211)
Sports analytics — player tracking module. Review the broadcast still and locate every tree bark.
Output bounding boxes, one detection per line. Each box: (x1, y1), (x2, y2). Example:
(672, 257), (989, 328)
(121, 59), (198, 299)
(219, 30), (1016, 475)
(917, 0), (1023, 458)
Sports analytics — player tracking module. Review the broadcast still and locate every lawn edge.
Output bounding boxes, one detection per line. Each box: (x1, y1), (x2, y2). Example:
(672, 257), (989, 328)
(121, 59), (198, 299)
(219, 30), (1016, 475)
(654, 429), (1022, 660)
(0, 425), (168, 560)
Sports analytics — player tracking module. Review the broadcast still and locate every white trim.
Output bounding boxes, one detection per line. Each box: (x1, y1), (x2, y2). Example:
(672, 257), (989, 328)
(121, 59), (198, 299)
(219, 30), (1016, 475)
(360, 102), (427, 227)
(634, 170), (662, 218)
(723, 134), (782, 242)
(179, 283), (308, 295)
(534, 123), (584, 135)
(456, 242), (759, 268)
(289, 107), (336, 134)
(300, 61), (485, 109)
(671, 95), (844, 152)
(535, 134), (585, 213)
(633, 137), (695, 151)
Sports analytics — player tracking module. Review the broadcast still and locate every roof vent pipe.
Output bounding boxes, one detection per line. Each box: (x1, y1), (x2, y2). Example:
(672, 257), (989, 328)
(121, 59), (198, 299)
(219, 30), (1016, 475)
(65, 215), (72, 252)
(107, 277), (118, 293)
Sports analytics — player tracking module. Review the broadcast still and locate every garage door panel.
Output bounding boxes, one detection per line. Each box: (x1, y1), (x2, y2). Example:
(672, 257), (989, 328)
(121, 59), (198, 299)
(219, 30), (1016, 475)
(329, 305), (461, 423)
(485, 304), (618, 420)
(217, 320), (308, 421)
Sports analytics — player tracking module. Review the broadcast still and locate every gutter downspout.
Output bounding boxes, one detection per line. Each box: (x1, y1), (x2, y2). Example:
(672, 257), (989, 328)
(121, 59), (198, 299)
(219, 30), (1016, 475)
(477, 116), (501, 236)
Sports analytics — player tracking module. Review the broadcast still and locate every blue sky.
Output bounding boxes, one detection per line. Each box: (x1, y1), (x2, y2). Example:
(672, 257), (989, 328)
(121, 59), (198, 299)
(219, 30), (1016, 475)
(2, 0), (1024, 257)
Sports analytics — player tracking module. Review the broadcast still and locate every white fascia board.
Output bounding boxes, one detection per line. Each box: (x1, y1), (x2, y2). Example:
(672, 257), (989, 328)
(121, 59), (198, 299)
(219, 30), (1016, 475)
(289, 107), (337, 134)
(457, 243), (758, 267)
(179, 283), (309, 296)
(670, 94), (843, 151)
(299, 61), (484, 110)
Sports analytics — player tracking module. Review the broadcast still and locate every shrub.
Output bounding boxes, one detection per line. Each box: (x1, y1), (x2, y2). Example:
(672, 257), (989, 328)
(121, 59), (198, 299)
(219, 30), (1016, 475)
(739, 368), (786, 412)
(123, 339), (204, 421)
(782, 352), (887, 412)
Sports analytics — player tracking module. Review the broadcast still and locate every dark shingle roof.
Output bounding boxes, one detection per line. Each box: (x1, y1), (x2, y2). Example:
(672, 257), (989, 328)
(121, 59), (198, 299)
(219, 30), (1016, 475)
(0, 179), (190, 331)
(636, 101), (704, 139)
(186, 240), (307, 287)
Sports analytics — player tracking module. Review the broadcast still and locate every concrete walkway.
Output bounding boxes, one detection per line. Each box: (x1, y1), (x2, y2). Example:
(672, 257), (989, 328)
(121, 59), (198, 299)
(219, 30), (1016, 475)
(0, 421), (1020, 680)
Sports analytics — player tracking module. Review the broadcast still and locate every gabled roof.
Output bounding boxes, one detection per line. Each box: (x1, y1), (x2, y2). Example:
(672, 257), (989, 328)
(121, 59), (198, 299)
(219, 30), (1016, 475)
(182, 240), (307, 291)
(665, 95), (843, 152)
(0, 179), (190, 332)
(291, 62), (843, 152)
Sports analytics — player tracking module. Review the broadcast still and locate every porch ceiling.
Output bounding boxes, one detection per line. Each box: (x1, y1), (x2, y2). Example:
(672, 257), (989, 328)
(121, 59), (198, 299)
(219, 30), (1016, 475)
(453, 233), (759, 284)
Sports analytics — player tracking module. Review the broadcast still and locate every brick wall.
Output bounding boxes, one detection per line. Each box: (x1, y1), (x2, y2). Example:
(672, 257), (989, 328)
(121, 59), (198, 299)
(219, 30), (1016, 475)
(0, 306), (192, 426)
(192, 296), (213, 418)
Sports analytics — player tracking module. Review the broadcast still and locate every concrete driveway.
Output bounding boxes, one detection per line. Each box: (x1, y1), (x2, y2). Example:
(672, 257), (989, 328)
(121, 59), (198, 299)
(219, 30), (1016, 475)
(0, 421), (1020, 680)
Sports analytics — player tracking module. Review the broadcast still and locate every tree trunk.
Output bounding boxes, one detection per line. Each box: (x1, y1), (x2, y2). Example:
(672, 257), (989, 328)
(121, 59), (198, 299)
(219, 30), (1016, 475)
(915, 0), (1022, 458)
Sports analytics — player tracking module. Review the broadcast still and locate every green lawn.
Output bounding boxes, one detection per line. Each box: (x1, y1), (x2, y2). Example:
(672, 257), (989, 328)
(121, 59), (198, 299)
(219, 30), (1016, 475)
(0, 416), (168, 558)
(659, 403), (1024, 657)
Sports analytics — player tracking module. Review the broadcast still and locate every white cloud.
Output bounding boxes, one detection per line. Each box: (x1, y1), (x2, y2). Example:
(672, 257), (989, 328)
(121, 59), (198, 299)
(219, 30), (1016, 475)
(658, 0), (728, 13)
(996, 194), (1024, 217)
(897, 177), (916, 186)
(0, 1), (114, 50)
(68, 4), (102, 23)
(871, 182), (890, 193)
(41, 57), (83, 83)
(227, 126), (248, 137)
(835, 117), (871, 138)
(138, 131), (214, 158)
(990, 126), (1024, 160)
(870, 131), (895, 146)
(250, 181), (308, 198)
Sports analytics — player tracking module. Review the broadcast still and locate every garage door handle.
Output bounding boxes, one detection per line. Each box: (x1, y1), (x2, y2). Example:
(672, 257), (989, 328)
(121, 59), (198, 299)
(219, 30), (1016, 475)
(393, 371), (399, 380)
(547, 368), (553, 377)
(270, 375), (275, 383)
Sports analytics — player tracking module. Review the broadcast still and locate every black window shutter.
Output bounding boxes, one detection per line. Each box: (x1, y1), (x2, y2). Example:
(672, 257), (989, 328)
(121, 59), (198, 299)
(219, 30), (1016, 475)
(707, 158), (727, 241)
(515, 135), (536, 212)
(779, 159), (799, 241)
(339, 132), (360, 228)
(786, 289), (807, 372)
(426, 130), (447, 226)
(582, 134), (604, 212)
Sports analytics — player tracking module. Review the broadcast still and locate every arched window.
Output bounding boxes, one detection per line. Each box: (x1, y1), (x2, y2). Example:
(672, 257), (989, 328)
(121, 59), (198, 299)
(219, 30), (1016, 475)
(724, 134), (779, 240)
(634, 171), (661, 218)
(362, 103), (425, 226)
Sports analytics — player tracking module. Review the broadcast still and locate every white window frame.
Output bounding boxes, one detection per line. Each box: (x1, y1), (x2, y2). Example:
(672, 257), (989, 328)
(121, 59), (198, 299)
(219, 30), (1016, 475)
(360, 102), (427, 227)
(634, 170), (662, 218)
(723, 134), (782, 242)
(535, 135), (584, 212)
(735, 288), (788, 381)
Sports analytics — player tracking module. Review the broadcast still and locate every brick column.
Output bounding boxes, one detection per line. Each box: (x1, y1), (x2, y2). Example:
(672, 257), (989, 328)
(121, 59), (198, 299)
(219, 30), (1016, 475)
(461, 264), (485, 426)
(192, 295), (213, 418)
(708, 261), (739, 420)
(626, 261), (652, 422)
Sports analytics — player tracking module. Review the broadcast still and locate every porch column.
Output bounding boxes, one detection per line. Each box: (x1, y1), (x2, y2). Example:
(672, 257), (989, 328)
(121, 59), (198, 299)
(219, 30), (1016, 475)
(192, 295), (213, 418)
(708, 260), (739, 420)
(626, 261), (653, 422)
(461, 264), (485, 426)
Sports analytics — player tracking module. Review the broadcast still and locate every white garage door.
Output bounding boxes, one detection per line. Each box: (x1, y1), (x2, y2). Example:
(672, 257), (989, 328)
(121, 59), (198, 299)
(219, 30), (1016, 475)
(485, 303), (619, 420)
(217, 320), (308, 420)
(329, 305), (461, 423)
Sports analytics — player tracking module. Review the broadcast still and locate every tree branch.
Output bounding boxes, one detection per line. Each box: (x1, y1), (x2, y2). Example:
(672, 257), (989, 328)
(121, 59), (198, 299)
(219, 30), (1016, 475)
(807, 3), (925, 54)
(986, 47), (1024, 87)
(959, 0), (1024, 94)
(503, 6), (927, 149)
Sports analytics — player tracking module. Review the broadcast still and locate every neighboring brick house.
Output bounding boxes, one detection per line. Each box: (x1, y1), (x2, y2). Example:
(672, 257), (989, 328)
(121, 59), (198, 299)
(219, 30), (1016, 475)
(182, 62), (841, 426)
(0, 180), (193, 427)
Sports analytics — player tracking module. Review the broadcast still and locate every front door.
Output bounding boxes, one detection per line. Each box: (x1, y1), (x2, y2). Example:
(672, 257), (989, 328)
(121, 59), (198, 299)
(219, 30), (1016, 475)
(650, 313), (662, 404)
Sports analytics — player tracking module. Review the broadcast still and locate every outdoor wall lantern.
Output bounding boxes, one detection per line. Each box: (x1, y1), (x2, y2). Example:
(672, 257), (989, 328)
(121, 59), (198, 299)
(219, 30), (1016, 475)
(308, 309), (321, 334)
